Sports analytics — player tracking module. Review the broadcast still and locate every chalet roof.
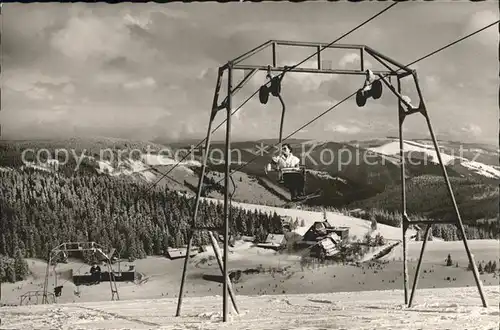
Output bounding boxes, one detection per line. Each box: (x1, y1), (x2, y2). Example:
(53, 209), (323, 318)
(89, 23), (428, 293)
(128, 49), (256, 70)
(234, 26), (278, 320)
(312, 221), (333, 229)
(265, 234), (286, 245)
(318, 237), (340, 257)
(166, 248), (186, 258)
(166, 247), (198, 259)
(326, 232), (342, 243)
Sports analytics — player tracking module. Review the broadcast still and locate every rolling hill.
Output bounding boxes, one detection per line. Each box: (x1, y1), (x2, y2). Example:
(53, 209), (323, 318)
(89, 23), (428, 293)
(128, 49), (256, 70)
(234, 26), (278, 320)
(349, 175), (499, 223)
(0, 137), (497, 225)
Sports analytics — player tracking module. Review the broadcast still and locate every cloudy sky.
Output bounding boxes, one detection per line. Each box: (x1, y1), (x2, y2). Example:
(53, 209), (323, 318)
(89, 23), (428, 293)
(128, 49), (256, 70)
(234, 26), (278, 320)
(2, 2), (498, 144)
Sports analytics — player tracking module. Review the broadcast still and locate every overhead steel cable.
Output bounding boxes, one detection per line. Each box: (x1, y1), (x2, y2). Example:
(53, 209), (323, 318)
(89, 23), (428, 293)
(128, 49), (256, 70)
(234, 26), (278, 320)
(143, 2), (400, 194)
(211, 19), (500, 188)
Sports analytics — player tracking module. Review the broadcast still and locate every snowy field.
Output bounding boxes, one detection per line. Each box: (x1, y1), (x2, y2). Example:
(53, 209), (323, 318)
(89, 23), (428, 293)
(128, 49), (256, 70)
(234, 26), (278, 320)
(1, 200), (496, 330)
(382, 239), (499, 263)
(0, 286), (498, 329)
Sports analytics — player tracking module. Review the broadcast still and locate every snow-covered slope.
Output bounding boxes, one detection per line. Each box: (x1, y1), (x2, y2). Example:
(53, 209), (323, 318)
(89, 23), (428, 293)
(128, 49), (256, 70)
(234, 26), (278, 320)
(369, 140), (454, 165)
(202, 197), (415, 240)
(1, 286), (497, 329)
(142, 154), (201, 167)
(93, 153), (202, 182)
(369, 140), (500, 179)
(96, 159), (158, 182)
(22, 160), (60, 173)
(460, 160), (500, 179)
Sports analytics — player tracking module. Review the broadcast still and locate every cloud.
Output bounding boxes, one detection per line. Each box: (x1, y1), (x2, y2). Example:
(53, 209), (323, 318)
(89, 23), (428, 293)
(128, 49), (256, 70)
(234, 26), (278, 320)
(424, 75), (440, 91)
(339, 53), (358, 68)
(285, 73), (337, 93)
(2, 3), (497, 145)
(62, 83), (76, 95)
(338, 52), (373, 70)
(421, 75), (442, 99)
(461, 124), (482, 136)
(51, 16), (125, 61)
(50, 13), (159, 65)
(4, 70), (70, 92)
(464, 10), (499, 46)
(26, 87), (53, 101)
(324, 123), (361, 135)
(123, 13), (152, 30)
(2, 70), (75, 105)
(95, 72), (130, 85)
(123, 77), (157, 89)
(246, 60), (338, 94)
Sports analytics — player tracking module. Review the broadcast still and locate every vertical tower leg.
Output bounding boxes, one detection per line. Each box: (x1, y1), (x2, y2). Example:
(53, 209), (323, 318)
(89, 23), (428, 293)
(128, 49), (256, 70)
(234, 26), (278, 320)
(408, 224), (432, 307)
(54, 265), (58, 288)
(176, 68), (224, 317)
(422, 111), (487, 308)
(208, 231), (239, 314)
(42, 253), (51, 304)
(176, 231), (194, 316)
(223, 65), (233, 322)
(175, 124), (215, 316)
(397, 77), (409, 305)
(107, 261), (114, 300)
(107, 259), (119, 301)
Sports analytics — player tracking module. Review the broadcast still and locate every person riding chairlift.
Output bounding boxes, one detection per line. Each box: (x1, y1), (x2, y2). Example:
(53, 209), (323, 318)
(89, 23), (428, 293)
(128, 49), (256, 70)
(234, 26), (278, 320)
(266, 143), (304, 201)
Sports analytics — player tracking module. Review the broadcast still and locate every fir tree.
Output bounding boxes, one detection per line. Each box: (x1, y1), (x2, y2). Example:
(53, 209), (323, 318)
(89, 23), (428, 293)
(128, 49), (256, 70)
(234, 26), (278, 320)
(13, 249), (29, 281)
(485, 261), (492, 273)
(364, 232), (373, 247)
(371, 217), (378, 231)
(446, 254), (453, 267)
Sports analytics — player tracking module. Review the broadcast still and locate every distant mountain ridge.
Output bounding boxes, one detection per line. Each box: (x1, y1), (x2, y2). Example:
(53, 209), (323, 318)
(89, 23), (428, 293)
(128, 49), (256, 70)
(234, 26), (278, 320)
(0, 136), (497, 224)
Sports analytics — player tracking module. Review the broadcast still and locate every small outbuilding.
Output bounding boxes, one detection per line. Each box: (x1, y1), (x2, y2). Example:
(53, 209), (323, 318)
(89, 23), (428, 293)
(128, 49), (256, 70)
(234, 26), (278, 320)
(166, 247), (199, 260)
(256, 234), (287, 250)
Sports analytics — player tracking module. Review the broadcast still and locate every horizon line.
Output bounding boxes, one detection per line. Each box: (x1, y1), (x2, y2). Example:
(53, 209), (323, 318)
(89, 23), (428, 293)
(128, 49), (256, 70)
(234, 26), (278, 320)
(0, 135), (497, 147)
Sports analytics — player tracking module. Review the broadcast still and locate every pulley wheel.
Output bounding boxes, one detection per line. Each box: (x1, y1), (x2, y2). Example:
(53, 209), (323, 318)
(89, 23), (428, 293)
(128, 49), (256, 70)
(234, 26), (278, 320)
(356, 89), (367, 107)
(259, 85), (270, 104)
(270, 76), (281, 97)
(371, 80), (383, 99)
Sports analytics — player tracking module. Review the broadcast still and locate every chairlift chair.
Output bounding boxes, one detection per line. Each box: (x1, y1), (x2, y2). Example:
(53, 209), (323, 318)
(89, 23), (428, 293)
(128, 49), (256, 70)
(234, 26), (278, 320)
(260, 66), (316, 202)
(267, 164), (308, 200)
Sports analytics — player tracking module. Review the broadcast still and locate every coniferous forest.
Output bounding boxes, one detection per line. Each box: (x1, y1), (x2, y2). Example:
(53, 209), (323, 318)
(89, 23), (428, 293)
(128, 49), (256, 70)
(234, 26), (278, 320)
(0, 138), (498, 283)
(0, 168), (284, 282)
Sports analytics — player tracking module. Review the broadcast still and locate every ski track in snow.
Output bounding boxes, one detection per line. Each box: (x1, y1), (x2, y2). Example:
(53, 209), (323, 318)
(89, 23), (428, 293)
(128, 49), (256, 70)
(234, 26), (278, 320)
(1, 287), (498, 329)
